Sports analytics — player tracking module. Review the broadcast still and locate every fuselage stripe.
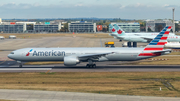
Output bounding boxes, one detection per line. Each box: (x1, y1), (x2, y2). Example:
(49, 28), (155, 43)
(138, 53), (161, 56)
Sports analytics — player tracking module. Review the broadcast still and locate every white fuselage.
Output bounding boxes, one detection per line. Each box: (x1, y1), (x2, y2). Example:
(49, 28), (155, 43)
(112, 33), (180, 42)
(165, 42), (180, 49)
(8, 47), (162, 62)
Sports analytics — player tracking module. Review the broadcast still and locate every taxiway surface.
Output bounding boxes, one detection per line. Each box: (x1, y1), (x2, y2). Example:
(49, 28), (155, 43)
(0, 61), (180, 72)
(0, 89), (180, 101)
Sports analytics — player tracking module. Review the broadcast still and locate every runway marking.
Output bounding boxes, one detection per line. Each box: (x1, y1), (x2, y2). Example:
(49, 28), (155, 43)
(46, 70), (51, 74)
(0, 68), (52, 71)
(0, 59), (8, 65)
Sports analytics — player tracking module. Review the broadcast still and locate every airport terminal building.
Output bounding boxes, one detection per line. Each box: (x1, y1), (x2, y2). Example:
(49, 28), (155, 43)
(0, 21), (61, 33)
(68, 21), (96, 33)
(146, 20), (173, 32)
(0, 22), (26, 33)
(33, 23), (61, 33)
(110, 22), (140, 33)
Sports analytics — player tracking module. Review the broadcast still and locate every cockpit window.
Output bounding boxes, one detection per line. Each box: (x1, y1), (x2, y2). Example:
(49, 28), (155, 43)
(10, 52), (14, 54)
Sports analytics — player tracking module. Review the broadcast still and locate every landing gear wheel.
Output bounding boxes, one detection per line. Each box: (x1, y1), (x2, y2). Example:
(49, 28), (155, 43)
(93, 64), (96, 68)
(19, 64), (22, 68)
(86, 64), (96, 68)
(87, 60), (96, 68)
(86, 64), (89, 68)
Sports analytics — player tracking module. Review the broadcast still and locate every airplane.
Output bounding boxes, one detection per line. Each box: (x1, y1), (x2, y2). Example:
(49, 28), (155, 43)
(164, 42), (180, 49)
(8, 26), (172, 68)
(109, 24), (180, 47)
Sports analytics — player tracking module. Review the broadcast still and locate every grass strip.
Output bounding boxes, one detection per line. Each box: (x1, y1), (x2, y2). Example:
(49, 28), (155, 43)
(0, 72), (180, 97)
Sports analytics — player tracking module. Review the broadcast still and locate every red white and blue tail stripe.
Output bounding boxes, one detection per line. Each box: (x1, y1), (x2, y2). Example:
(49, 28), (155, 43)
(143, 26), (171, 51)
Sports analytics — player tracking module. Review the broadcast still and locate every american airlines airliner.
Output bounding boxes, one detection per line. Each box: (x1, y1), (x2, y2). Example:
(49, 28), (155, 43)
(8, 26), (172, 68)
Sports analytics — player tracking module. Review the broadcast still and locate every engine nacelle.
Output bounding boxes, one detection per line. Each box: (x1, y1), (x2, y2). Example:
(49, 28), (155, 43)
(64, 56), (80, 66)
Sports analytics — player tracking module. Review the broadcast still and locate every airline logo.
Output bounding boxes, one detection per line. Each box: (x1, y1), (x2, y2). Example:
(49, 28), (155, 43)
(139, 26), (171, 56)
(117, 29), (122, 34)
(33, 50), (65, 56)
(112, 28), (116, 32)
(26, 49), (33, 56)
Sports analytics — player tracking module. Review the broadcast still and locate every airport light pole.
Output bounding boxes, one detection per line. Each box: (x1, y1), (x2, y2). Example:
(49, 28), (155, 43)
(173, 8), (175, 33)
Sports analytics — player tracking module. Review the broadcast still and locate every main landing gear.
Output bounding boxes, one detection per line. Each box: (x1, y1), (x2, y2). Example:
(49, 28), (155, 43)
(127, 42), (137, 47)
(86, 60), (96, 68)
(86, 64), (96, 68)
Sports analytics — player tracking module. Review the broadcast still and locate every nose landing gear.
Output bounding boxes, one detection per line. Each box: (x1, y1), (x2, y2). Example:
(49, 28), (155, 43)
(17, 61), (23, 68)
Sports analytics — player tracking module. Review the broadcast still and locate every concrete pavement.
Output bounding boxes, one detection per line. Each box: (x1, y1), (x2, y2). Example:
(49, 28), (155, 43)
(1, 61), (180, 72)
(0, 89), (180, 101)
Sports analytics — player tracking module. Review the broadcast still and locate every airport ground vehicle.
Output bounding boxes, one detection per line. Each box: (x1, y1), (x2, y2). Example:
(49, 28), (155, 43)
(105, 42), (115, 47)
(9, 35), (16, 39)
(0, 36), (4, 40)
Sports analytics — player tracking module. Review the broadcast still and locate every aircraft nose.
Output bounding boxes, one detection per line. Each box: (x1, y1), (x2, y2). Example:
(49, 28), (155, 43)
(7, 54), (12, 59)
(8, 51), (15, 59)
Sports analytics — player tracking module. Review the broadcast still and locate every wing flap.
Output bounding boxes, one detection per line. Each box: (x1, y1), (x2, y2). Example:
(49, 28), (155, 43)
(140, 37), (153, 42)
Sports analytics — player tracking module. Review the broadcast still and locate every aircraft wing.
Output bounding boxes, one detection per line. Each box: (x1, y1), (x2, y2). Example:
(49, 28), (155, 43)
(134, 34), (141, 36)
(78, 52), (114, 60)
(140, 37), (154, 42)
(115, 36), (124, 39)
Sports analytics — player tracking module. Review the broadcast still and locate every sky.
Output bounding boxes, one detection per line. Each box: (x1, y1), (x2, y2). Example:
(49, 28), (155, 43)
(0, 0), (179, 20)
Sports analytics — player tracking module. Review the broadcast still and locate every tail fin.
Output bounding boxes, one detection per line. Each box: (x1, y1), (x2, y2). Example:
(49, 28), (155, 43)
(109, 24), (117, 36)
(109, 24), (116, 32)
(143, 26), (171, 51)
(113, 24), (125, 36)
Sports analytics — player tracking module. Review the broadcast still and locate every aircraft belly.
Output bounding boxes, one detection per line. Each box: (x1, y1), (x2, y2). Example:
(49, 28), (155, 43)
(136, 56), (154, 60)
(124, 37), (144, 42)
(22, 56), (64, 62)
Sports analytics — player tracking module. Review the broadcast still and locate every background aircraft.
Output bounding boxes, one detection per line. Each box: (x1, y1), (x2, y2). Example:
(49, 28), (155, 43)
(164, 42), (180, 49)
(109, 24), (180, 47)
(8, 26), (172, 68)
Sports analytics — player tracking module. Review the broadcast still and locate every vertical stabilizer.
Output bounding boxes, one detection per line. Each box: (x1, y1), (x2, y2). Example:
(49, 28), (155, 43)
(109, 24), (117, 36)
(143, 26), (172, 51)
(109, 24), (116, 33)
(138, 26), (172, 57)
(113, 24), (125, 36)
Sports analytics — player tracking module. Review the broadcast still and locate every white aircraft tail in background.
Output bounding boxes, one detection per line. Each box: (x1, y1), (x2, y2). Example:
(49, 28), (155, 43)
(109, 24), (125, 37)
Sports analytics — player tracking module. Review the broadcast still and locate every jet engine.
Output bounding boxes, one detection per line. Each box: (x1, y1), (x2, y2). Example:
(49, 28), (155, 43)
(64, 56), (80, 66)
